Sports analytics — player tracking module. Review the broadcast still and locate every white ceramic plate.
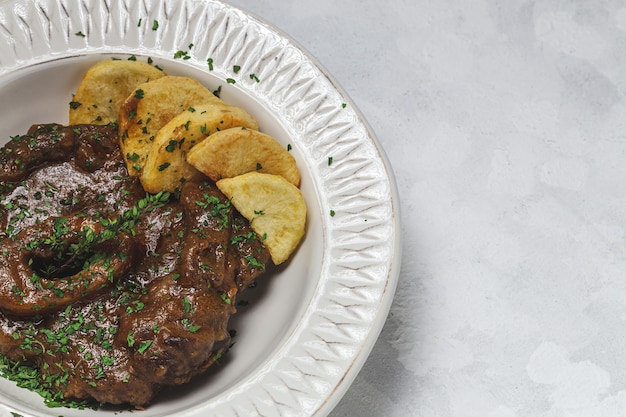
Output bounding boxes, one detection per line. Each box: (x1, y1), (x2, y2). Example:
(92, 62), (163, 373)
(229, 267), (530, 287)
(0, 0), (401, 416)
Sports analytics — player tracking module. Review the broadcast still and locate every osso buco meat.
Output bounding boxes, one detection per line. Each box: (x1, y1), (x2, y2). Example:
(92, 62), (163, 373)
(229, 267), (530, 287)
(0, 123), (270, 408)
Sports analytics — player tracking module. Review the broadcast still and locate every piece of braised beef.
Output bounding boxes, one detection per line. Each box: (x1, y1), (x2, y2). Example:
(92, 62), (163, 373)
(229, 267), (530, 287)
(0, 124), (270, 408)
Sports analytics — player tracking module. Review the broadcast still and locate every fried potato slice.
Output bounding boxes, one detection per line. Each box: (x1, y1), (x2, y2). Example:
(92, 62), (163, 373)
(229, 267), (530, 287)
(186, 127), (300, 187)
(118, 76), (223, 176)
(140, 103), (259, 193)
(69, 60), (166, 125)
(217, 172), (306, 265)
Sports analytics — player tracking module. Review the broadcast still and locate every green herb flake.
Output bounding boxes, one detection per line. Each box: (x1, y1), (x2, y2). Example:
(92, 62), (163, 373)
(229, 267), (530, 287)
(102, 356), (115, 366)
(173, 50), (191, 60)
(245, 255), (265, 270)
(152, 20), (159, 30)
(220, 293), (232, 305)
(137, 340), (152, 354)
(165, 140), (178, 152)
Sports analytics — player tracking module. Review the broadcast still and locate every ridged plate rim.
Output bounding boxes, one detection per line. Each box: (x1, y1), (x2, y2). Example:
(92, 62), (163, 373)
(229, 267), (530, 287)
(0, 0), (401, 416)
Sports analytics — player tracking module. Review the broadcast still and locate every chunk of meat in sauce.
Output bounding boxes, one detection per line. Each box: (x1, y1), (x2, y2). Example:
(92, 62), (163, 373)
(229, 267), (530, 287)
(0, 124), (270, 407)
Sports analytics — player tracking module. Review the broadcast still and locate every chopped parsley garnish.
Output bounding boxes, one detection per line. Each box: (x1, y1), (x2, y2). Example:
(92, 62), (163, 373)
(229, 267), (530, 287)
(137, 340), (152, 354)
(220, 293), (232, 305)
(183, 297), (191, 314)
(127, 330), (135, 347)
(245, 255), (265, 270)
(173, 50), (191, 60)
(165, 140), (178, 152)
(0, 354), (93, 409)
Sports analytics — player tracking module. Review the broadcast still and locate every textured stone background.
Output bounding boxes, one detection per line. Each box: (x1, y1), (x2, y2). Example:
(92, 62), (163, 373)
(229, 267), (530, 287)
(229, 1), (626, 416)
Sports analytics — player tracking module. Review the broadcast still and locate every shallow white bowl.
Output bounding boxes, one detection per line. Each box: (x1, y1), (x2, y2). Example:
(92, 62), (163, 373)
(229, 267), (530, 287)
(0, 0), (401, 416)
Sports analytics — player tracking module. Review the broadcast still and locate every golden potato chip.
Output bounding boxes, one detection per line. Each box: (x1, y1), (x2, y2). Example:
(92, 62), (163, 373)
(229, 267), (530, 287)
(69, 60), (165, 125)
(118, 76), (223, 176)
(217, 172), (306, 265)
(140, 102), (259, 193)
(186, 127), (300, 187)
